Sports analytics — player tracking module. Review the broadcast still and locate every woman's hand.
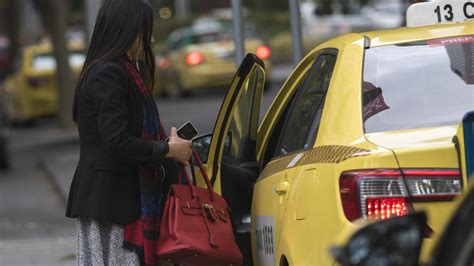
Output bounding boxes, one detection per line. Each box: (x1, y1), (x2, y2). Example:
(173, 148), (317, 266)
(166, 127), (192, 165)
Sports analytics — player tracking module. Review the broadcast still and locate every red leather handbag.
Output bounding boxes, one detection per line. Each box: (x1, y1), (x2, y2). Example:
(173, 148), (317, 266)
(156, 150), (243, 266)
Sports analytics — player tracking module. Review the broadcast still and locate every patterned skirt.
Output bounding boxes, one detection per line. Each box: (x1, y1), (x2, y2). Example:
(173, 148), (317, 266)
(77, 218), (140, 265)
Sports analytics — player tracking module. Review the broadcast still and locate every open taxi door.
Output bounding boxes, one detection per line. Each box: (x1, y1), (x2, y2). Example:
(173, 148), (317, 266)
(192, 53), (265, 263)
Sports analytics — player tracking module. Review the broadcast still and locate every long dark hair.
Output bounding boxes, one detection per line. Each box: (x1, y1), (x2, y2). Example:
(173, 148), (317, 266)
(73, 0), (155, 121)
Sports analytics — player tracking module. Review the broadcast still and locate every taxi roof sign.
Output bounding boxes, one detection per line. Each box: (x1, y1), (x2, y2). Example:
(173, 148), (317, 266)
(407, 0), (474, 27)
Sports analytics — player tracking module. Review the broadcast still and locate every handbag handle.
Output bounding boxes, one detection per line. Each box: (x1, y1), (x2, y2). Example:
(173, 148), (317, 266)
(178, 167), (198, 197)
(179, 149), (215, 202)
(177, 161), (197, 186)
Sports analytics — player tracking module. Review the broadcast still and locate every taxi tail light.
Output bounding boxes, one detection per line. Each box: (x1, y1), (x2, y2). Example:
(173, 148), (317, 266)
(256, 45), (271, 60)
(185, 52), (204, 66)
(27, 77), (49, 88)
(339, 169), (461, 222)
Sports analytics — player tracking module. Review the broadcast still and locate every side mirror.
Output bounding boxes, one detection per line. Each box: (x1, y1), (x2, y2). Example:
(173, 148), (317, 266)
(192, 133), (232, 164)
(331, 213), (426, 266)
(192, 133), (212, 163)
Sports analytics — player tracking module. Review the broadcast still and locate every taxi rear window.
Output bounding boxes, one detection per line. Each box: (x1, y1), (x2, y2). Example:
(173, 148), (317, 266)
(363, 35), (474, 133)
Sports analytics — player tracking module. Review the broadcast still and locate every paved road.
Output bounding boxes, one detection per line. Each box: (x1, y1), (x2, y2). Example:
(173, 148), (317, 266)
(0, 124), (77, 265)
(0, 78), (284, 265)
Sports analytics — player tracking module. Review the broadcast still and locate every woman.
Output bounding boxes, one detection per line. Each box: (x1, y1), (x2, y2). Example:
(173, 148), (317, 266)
(66, 0), (192, 264)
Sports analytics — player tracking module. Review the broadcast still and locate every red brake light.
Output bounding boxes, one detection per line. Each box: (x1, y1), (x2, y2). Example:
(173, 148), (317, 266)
(185, 52), (204, 66)
(339, 169), (461, 222)
(366, 197), (409, 220)
(256, 45), (271, 60)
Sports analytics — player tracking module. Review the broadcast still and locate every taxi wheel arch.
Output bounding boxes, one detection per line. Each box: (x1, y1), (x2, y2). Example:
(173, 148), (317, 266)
(280, 255), (289, 266)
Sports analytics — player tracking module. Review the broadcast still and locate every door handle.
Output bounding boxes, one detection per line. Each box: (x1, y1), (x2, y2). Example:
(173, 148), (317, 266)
(275, 181), (289, 195)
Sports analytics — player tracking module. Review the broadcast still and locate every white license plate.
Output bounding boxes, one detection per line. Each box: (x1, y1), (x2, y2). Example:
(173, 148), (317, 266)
(407, 0), (474, 27)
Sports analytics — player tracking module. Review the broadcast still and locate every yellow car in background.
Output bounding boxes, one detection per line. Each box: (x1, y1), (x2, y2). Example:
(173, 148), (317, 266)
(3, 42), (85, 124)
(155, 19), (272, 98)
(190, 1), (474, 265)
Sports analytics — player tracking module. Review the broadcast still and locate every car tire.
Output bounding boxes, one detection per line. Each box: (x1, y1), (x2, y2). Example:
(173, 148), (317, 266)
(11, 119), (35, 128)
(179, 90), (193, 98)
(167, 72), (193, 99)
(174, 76), (189, 98)
(0, 138), (9, 171)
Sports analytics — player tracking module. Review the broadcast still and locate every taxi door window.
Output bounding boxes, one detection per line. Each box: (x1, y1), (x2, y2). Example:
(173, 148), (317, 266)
(225, 67), (264, 164)
(275, 52), (337, 156)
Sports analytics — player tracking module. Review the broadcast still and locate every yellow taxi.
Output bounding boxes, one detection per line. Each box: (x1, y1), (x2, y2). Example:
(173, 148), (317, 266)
(3, 42), (85, 124)
(155, 19), (272, 98)
(191, 0), (474, 265)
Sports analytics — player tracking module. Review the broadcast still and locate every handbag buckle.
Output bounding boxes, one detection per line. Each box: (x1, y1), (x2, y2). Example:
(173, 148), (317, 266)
(202, 203), (214, 210)
(202, 203), (217, 222)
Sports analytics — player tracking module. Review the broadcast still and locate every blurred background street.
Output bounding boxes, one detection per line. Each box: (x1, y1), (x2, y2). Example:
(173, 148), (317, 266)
(0, 0), (422, 264)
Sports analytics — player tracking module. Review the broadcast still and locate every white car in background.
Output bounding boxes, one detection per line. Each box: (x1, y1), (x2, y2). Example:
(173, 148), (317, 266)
(300, 1), (371, 39)
(361, 0), (407, 29)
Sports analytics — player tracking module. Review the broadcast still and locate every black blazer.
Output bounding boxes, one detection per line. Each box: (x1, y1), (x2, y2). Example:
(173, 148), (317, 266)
(66, 59), (169, 225)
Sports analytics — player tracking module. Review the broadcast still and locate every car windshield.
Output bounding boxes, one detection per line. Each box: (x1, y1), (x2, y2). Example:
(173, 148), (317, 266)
(362, 35), (474, 133)
(31, 52), (85, 71)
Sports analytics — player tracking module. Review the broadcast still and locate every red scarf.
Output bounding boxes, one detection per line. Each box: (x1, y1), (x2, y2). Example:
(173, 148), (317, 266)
(121, 58), (167, 265)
